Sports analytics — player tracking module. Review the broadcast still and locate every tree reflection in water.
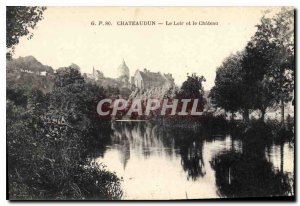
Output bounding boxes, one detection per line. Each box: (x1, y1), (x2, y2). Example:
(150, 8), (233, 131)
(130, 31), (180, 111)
(210, 123), (294, 198)
(105, 121), (294, 198)
(110, 121), (207, 180)
(171, 130), (206, 181)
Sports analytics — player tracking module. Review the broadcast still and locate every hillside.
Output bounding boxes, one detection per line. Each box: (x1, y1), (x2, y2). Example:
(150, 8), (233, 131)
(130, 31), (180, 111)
(7, 56), (55, 93)
(7, 56), (54, 73)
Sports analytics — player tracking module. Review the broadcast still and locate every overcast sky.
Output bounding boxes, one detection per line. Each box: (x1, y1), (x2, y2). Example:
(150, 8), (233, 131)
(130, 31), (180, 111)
(13, 7), (282, 90)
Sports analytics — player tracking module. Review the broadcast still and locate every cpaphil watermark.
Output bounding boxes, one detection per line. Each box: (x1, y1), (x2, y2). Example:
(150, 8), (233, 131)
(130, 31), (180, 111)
(96, 98), (204, 117)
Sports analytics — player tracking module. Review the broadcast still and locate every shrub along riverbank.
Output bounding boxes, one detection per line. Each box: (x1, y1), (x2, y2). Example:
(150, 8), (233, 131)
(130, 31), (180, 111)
(151, 114), (294, 144)
(7, 66), (123, 200)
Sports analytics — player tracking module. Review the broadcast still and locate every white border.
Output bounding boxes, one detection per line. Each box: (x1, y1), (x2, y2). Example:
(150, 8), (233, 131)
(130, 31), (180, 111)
(1, 1), (299, 205)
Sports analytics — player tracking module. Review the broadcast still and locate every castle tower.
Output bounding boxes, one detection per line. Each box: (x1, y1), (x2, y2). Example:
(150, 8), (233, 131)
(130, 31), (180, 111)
(117, 59), (130, 84)
(117, 59), (130, 78)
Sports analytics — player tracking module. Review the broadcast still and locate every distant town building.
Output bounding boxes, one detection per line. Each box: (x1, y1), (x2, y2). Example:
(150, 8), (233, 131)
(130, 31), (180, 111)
(84, 60), (175, 91)
(85, 67), (105, 81)
(132, 68), (174, 90)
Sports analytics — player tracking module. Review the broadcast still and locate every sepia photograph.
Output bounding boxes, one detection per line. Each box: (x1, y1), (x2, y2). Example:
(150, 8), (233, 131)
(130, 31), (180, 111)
(6, 6), (295, 200)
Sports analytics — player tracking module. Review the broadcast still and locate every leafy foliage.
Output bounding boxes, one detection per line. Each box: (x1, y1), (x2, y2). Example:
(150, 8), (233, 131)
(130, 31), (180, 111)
(211, 8), (294, 123)
(210, 52), (245, 114)
(180, 73), (206, 99)
(7, 66), (123, 200)
(6, 6), (46, 57)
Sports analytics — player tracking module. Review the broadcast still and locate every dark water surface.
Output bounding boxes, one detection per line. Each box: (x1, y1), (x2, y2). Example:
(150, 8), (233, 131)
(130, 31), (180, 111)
(95, 121), (294, 200)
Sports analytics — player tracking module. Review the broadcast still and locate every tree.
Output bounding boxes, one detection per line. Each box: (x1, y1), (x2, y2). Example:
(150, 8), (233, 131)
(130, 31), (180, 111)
(264, 8), (294, 126)
(176, 73), (206, 115)
(211, 52), (246, 120)
(242, 37), (277, 121)
(54, 65), (84, 88)
(7, 86), (28, 108)
(51, 65), (110, 137)
(243, 8), (294, 124)
(6, 6), (46, 58)
(213, 8), (294, 123)
(180, 73), (206, 98)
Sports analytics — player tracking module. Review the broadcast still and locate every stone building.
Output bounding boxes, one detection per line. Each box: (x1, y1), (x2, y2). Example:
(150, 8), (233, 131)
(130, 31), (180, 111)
(132, 68), (174, 90)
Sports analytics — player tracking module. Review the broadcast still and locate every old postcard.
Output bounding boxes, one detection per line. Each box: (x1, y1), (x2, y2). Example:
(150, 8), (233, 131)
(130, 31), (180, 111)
(6, 7), (295, 200)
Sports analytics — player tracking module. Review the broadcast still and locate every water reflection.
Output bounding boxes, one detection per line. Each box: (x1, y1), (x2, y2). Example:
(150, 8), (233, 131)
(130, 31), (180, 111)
(95, 121), (294, 199)
(212, 123), (294, 198)
(111, 121), (208, 181)
(211, 151), (293, 198)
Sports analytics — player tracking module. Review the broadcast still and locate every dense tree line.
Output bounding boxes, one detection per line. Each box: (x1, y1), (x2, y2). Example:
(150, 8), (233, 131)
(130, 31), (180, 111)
(210, 8), (294, 125)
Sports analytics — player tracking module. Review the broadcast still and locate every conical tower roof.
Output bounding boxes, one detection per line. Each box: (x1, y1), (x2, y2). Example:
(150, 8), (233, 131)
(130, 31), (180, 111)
(117, 59), (129, 78)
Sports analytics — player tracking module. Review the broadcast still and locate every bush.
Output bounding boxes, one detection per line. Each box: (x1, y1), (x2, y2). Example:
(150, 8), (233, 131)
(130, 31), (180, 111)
(7, 82), (123, 200)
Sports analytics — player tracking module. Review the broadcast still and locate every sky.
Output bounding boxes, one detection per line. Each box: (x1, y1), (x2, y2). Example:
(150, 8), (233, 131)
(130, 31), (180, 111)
(13, 7), (282, 90)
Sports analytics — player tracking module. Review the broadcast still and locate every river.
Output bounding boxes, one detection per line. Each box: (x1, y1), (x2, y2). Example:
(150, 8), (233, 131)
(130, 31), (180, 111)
(95, 121), (294, 200)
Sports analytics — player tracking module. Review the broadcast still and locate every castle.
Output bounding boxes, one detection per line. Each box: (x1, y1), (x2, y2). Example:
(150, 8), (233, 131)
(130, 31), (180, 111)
(85, 60), (174, 90)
